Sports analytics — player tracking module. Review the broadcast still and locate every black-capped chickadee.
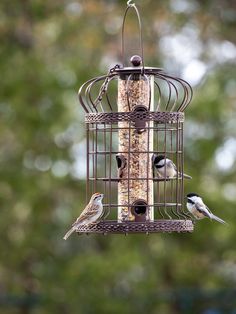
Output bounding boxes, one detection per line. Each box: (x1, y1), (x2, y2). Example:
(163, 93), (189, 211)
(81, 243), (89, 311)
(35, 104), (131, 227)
(152, 154), (192, 179)
(116, 154), (127, 179)
(186, 193), (226, 224)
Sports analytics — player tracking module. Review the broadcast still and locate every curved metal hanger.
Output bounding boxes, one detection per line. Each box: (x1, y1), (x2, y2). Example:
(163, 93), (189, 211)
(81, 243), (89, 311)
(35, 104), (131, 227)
(122, 1), (145, 73)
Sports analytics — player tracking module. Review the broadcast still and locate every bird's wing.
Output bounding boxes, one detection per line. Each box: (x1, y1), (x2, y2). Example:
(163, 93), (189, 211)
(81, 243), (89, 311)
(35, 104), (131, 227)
(168, 159), (177, 170)
(195, 201), (212, 219)
(167, 160), (179, 176)
(205, 205), (213, 215)
(72, 205), (100, 226)
(168, 160), (192, 179)
(99, 207), (109, 220)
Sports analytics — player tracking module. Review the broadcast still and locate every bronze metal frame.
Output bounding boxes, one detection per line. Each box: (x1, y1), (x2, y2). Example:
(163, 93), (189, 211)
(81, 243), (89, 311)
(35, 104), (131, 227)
(77, 1), (194, 234)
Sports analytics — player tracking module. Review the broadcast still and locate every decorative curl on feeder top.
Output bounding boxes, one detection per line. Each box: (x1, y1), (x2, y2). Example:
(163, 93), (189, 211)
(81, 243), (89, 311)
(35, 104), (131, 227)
(77, 1), (194, 235)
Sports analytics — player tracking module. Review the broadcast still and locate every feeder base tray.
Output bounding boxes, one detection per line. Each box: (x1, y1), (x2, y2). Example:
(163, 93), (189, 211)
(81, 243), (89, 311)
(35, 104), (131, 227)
(76, 220), (194, 234)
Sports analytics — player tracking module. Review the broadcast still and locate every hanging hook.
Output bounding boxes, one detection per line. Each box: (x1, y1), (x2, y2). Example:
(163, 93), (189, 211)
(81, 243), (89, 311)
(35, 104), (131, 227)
(127, 0), (135, 7)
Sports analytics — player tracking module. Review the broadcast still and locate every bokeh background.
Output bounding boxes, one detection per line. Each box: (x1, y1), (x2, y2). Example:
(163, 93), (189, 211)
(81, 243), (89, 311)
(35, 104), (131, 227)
(1, 0), (236, 313)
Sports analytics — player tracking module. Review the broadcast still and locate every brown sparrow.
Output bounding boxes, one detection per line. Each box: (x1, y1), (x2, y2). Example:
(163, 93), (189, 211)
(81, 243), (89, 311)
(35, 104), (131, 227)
(63, 192), (104, 240)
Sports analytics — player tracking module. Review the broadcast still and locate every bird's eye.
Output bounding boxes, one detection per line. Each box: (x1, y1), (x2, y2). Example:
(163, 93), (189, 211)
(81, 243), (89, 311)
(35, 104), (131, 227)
(188, 198), (195, 205)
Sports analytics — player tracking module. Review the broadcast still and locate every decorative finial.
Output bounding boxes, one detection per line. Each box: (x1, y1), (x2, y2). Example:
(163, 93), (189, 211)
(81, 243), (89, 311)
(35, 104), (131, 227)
(130, 55), (142, 67)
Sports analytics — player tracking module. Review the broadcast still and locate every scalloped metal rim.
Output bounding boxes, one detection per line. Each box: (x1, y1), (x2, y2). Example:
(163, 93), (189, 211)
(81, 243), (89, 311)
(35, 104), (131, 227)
(76, 220), (194, 234)
(85, 111), (185, 124)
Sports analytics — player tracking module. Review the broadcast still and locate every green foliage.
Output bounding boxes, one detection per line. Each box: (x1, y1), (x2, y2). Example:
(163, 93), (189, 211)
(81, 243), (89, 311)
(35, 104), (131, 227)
(0, 0), (236, 313)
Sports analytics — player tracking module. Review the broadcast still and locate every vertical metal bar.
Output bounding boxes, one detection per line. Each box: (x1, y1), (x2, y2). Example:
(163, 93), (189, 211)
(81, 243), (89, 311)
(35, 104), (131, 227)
(103, 122), (107, 211)
(146, 119), (150, 221)
(95, 122), (98, 192)
(92, 123), (95, 194)
(109, 123), (112, 216)
(170, 125), (179, 219)
(86, 123), (90, 204)
(175, 120), (179, 215)
(156, 123), (163, 219)
(170, 128), (174, 218)
(127, 120), (131, 217)
(181, 122), (191, 218)
(163, 121), (170, 218)
(148, 75), (154, 221)
(180, 122), (184, 216)
(155, 123), (158, 220)
(175, 118), (182, 218)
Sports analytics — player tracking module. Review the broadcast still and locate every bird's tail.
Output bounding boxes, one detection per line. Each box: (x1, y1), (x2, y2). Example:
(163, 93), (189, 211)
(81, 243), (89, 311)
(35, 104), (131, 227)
(183, 173), (192, 179)
(211, 214), (227, 225)
(63, 227), (76, 240)
(177, 172), (192, 179)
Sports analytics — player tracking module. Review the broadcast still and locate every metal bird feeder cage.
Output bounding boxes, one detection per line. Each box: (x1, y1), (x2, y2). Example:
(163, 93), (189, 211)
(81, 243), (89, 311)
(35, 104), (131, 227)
(77, 1), (194, 234)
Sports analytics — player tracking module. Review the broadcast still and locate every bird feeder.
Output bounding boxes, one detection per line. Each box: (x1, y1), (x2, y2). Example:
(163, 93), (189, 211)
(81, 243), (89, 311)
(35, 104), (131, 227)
(77, 1), (194, 234)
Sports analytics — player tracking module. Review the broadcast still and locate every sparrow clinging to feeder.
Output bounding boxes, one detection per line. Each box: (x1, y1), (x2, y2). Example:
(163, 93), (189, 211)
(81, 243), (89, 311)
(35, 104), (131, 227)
(152, 154), (192, 179)
(186, 193), (227, 224)
(63, 192), (104, 240)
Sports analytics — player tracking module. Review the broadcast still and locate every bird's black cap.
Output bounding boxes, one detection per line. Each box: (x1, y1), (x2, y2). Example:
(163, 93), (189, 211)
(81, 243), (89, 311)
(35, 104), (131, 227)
(186, 193), (199, 198)
(153, 154), (166, 164)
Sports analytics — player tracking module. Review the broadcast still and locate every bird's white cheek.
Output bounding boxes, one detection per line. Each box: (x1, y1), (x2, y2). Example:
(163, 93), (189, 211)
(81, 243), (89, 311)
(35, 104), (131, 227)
(186, 203), (193, 211)
(157, 160), (165, 167)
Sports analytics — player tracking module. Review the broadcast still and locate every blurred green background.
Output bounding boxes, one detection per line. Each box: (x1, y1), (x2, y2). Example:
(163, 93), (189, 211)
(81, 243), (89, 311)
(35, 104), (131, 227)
(1, 0), (236, 313)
